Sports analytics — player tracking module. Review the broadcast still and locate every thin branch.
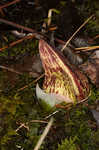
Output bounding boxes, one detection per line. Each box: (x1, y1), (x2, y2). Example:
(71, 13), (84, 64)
(0, 0), (21, 10)
(34, 117), (54, 150)
(0, 65), (23, 75)
(0, 18), (41, 35)
(15, 120), (48, 132)
(30, 120), (48, 124)
(45, 110), (59, 119)
(0, 34), (35, 52)
(33, 73), (45, 83)
(0, 9), (5, 16)
(17, 73), (44, 92)
(61, 14), (94, 52)
(15, 123), (29, 132)
(93, 34), (99, 40)
(75, 45), (99, 51)
(0, 34), (64, 52)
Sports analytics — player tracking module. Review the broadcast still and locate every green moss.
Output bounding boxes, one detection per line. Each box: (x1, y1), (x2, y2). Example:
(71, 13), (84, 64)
(0, 1), (99, 149)
(57, 137), (78, 150)
(75, 0), (99, 36)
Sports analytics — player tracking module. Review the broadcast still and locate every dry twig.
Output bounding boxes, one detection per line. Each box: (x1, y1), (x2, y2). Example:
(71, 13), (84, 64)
(34, 117), (54, 150)
(93, 34), (99, 40)
(15, 123), (29, 132)
(17, 73), (44, 92)
(0, 65), (23, 75)
(61, 14), (94, 52)
(45, 110), (59, 119)
(75, 45), (99, 51)
(15, 120), (48, 133)
(0, 18), (42, 36)
(0, 0), (21, 10)
(30, 120), (48, 124)
(0, 34), (35, 52)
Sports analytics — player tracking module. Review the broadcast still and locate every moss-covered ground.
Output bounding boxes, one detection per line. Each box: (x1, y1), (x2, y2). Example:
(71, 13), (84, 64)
(0, 0), (99, 150)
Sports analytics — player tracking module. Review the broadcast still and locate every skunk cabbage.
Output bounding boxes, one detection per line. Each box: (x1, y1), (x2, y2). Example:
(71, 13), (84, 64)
(36, 39), (90, 108)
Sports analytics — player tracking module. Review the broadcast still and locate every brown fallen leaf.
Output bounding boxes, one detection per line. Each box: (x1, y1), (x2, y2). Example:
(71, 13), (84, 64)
(80, 52), (99, 88)
(1, 54), (43, 87)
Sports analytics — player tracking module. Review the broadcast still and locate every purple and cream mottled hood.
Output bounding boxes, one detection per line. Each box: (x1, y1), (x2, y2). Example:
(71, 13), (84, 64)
(37, 39), (90, 107)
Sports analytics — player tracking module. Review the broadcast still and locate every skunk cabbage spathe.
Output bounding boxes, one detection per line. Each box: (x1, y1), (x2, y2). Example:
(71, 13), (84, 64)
(37, 39), (90, 108)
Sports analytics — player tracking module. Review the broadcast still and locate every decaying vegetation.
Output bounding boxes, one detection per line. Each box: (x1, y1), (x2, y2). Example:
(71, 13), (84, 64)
(0, 0), (99, 150)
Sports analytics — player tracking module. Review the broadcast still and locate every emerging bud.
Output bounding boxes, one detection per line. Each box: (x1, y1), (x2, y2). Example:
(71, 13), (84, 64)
(37, 39), (90, 108)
